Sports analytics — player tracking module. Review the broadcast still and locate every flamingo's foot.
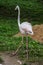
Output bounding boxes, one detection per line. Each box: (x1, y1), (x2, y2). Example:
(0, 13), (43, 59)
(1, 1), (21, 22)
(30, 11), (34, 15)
(10, 52), (17, 57)
(10, 44), (22, 57)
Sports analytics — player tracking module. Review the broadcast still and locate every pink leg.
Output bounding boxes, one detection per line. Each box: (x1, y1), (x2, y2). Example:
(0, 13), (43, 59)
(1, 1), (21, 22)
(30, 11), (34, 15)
(26, 34), (28, 60)
(10, 35), (24, 56)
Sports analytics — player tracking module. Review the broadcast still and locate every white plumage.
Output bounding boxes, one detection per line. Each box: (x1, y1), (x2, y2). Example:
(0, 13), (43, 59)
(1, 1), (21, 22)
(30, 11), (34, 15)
(20, 22), (33, 35)
(15, 5), (33, 35)
(15, 5), (34, 59)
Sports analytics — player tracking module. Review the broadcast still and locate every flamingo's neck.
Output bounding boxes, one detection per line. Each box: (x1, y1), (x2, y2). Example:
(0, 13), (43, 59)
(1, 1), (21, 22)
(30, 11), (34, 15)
(18, 7), (20, 27)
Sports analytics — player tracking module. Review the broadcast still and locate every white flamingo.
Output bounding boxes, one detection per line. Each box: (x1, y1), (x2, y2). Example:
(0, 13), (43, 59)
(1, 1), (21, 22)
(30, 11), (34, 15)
(12, 5), (34, 59)
(15, 5), (33, 35)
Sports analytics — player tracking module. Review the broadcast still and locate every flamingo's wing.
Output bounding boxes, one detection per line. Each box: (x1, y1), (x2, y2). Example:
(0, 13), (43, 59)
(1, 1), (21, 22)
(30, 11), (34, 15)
(20, 22), (32, 32)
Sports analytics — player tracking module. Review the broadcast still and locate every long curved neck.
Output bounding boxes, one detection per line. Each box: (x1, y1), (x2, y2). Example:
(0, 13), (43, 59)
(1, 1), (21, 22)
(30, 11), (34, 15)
(17, 7), (20, 27)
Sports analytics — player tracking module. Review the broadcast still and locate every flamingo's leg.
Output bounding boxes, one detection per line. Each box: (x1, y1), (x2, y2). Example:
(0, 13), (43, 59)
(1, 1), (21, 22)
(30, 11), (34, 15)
(26, 34), (28, 60)
(10, 35), (24, 56)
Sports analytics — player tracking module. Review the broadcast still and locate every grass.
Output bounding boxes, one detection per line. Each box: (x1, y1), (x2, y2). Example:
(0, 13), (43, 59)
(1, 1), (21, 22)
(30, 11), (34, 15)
(0, 18), (19, 36)
(0, 0), (43, 63)
(0, 18), (43, 37)
(0, 18), (43, 62)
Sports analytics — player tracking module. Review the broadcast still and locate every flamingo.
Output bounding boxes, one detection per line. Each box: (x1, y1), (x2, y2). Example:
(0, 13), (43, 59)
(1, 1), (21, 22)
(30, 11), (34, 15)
(11, 5), (34, 59)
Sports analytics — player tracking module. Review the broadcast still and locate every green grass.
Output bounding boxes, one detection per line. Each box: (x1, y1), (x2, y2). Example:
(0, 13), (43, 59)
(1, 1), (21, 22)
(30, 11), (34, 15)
(0, 18), (19, 36)
(0, 18), (43, 61)
(0, 0), (43, 63)
(0, 18), (43, 37)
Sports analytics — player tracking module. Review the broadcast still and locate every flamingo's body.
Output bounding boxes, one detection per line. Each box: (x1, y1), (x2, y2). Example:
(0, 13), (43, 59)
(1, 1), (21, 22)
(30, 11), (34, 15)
(19, 22), (33, 35)
(14, 5), (34, 59)
(15, 5), (33, 35)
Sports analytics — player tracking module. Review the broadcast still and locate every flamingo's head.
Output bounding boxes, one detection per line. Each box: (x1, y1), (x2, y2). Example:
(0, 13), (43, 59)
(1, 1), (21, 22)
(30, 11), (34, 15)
(15, 5), (19, 10)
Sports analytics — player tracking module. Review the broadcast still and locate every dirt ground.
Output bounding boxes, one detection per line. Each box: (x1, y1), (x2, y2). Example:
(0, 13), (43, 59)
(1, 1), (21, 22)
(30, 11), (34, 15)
(14, 24), (43, 43)
(0, 52), (22, 65)
(0, 52), (43, 65)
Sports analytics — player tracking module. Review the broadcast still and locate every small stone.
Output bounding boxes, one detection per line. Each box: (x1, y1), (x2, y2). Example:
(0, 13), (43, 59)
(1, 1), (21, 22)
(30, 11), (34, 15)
(17, 60), (22, 64)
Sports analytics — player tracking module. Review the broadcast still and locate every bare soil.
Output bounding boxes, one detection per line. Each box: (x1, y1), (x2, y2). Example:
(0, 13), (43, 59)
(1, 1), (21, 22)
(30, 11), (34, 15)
(0, 52), (22, 65)
(14, 24), (43, 43)
(0, 52), (43, 65)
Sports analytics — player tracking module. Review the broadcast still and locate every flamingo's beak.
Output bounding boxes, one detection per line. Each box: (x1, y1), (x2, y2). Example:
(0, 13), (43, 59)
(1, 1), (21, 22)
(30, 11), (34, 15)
(15, 5), (18, 10)
(31, 31), (34, 35)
